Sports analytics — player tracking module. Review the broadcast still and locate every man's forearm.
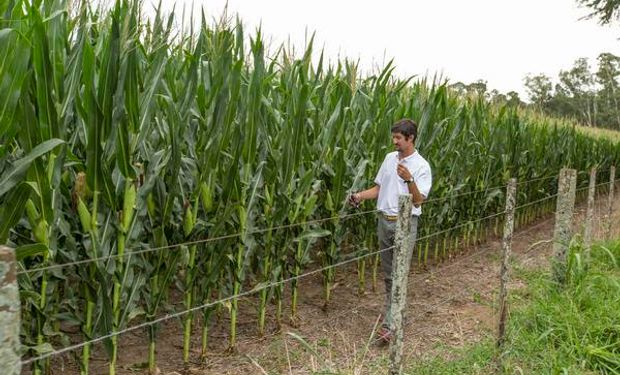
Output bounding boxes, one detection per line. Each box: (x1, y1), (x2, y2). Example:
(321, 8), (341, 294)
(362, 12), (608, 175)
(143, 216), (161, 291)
(407, 181), (425, 207)
(357, 185), (380, 201)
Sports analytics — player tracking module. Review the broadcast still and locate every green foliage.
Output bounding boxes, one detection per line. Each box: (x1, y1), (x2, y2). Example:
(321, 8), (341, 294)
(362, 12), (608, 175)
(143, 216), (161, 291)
(407, 240), (620, 375)
(504, 241), (620, 374)
(407, 340), (496, 375)
(578, 0), (620, 24)
(524, 74), (554, 109)
(524, 53), (620, 131)
(1, 0), (619, 372)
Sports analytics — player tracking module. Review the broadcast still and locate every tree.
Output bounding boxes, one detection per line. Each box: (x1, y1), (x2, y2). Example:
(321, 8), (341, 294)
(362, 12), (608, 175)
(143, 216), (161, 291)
(449, 81), (468, 96)
(595, 52), (620, 128)
(449, 80), (490, 100)
(578, 0), (620, 24)
(524, 74), (553, 109)
(506, 91), (524, 107)
(489, 89), (507, 105)
(466, 80), (489, 98)
(557, 58), (597, 126)
(547, 84), (577, 119)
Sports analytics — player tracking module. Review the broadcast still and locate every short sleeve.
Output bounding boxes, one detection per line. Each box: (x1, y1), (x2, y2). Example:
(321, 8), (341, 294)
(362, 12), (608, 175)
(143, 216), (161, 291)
(374, 156), (388, 185)
(416, 163), (432, 198)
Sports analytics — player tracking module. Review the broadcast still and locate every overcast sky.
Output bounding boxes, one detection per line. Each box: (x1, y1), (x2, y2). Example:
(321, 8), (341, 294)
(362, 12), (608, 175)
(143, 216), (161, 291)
(160, 0), (619, 99)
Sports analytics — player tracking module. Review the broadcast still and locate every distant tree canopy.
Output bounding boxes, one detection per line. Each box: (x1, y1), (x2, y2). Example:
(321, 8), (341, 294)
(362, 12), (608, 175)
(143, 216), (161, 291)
(449, 80), (526, 108)
(524, 53), (620, 130)
(517, 0), (620, 129)
(446, 1), (620, 130)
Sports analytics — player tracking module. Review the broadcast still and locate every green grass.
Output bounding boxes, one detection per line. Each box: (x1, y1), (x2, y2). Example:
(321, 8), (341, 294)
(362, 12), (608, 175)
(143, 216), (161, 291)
(406, 339), (496, 374)
(407, 240), (620, 375)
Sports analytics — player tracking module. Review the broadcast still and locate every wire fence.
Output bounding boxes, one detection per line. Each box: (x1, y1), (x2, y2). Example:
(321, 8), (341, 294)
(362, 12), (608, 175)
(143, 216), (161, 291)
(392, 178), (616, 357)
(16, 174), (564, 276)
(411, 175), (616, 340)
(513, 193), (558, 211)
(19, 209), (509, 366)
(11, 172), (619, 372)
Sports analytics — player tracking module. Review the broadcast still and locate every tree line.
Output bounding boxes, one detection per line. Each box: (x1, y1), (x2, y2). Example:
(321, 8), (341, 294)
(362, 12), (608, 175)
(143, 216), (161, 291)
(448, 53), (620, 131)
(524, 53), (620, 130)
(448, 1), (620, 131)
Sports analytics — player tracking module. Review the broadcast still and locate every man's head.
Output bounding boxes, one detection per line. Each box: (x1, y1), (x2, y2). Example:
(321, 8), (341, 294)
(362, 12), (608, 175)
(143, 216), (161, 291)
(391, 119), (417, 153)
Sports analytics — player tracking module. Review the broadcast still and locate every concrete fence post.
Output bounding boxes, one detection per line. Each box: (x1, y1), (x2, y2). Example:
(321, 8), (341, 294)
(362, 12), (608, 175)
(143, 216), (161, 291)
(497, 178), (516, 350)
(389, 195), (414, 375)
(606, 166), (616, 240)
(552, 168), (577, 285)
(0, 245), (21, 375)
(584, 167), (597, 250)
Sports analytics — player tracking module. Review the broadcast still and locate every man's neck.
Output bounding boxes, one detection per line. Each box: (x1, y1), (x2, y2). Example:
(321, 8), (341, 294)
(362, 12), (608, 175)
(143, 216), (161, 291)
(398, 147), (415, 160)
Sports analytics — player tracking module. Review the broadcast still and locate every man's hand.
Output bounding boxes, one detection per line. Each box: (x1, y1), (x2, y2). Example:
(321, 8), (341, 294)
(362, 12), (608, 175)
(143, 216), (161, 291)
(397, 162), (412, 182)
(348, 192), (361, 208)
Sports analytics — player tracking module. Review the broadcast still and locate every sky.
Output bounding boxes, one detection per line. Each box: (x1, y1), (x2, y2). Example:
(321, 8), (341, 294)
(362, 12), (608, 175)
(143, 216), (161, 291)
(158, 0), (620, 99)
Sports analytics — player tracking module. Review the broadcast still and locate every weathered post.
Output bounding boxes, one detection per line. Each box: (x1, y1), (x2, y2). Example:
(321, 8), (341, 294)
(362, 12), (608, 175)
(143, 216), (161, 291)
(389, 195), (414, 375)
(606, 166), (616, 240)
(0, 246), (21, 375)
(497, 178), (516, 350)
(552, 168), (577, 285)
(584, 168), (596, 250)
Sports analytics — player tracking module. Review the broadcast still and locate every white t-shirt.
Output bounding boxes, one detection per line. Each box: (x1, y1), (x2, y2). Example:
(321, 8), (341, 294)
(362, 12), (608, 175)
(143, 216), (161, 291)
(374, 150), (432, 216)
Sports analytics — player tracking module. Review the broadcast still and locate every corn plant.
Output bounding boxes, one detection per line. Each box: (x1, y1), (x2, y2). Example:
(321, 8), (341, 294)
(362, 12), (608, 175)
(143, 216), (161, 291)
(1, 1), (620, 373)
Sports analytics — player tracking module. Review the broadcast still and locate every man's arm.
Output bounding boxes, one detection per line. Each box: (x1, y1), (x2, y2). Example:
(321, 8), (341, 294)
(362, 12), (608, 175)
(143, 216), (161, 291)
(351, 155), (386, 207)
(406, 181), (425, 207)
(356, 185), (380, 201)
(397, 163), (428, 207)
(349, 185), (380, 207)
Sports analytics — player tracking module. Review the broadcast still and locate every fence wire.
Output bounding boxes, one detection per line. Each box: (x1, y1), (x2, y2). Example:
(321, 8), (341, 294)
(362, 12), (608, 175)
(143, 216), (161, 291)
(14, 173), (618, 370)
(16, 174), (563, 276)
(19, 210), (509, 367)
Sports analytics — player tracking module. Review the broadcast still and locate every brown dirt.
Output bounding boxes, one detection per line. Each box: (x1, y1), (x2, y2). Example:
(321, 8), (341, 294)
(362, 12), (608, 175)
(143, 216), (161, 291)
(45, 187), (620, 375)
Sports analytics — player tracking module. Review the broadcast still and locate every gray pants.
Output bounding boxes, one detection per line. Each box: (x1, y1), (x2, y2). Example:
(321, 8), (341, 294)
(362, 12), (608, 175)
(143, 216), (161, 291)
(378, 215), (418, 328)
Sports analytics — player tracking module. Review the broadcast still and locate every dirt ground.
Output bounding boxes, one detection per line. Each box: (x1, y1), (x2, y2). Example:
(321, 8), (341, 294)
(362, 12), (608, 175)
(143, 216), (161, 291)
(46, 187), (619, 375)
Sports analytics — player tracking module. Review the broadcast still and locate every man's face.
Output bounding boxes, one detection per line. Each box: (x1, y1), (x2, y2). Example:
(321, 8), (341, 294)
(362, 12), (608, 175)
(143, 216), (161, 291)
(392, 132), (413, 152)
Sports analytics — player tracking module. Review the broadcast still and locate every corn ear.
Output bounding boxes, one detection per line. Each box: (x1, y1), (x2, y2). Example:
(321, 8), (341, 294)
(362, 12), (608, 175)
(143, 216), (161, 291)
(325, 191), (334, 213)
(47, 153), (56, 183)
(200, 181), (213, 213)
(238, 206), (247, 230)
(146, 192), (156, 219)
(25, 199), (39, 225)
(33, 220), (49, 246)
(77, 198), (92, 232)
(122, 182), (136, 231)
(183, 206), (194, 237)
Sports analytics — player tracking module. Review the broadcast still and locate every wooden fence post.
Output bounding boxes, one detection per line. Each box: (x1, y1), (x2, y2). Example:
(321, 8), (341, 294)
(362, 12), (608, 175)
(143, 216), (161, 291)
(497, 178), (516, 350)
(606, 166), (616, 240)
(584, 167), (596, 250)
(0, 245), (21, 375)
(552, 168), (577, 285)
(388, 195), (414, 375)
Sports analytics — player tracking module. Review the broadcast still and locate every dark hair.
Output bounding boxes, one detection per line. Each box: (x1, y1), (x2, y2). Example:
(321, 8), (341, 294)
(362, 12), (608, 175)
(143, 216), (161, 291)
(391, 119), (418, 141)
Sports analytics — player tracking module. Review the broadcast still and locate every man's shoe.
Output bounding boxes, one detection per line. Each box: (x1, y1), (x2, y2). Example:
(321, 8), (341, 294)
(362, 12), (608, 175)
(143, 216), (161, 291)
(377, 326), (392, 344)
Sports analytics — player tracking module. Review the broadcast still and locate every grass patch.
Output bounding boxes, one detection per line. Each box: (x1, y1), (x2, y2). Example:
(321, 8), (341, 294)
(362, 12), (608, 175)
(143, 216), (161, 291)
(407, 240), (620, 375)
(406, 338), (496, 374)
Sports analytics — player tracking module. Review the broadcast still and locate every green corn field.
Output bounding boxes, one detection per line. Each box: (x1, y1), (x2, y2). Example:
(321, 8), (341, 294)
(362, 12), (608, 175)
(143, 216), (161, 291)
(1, 1), (619, 374)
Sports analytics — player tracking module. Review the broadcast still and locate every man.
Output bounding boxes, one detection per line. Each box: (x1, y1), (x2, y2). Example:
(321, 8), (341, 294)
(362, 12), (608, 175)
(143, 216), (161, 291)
(349, 118), (432, 343)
